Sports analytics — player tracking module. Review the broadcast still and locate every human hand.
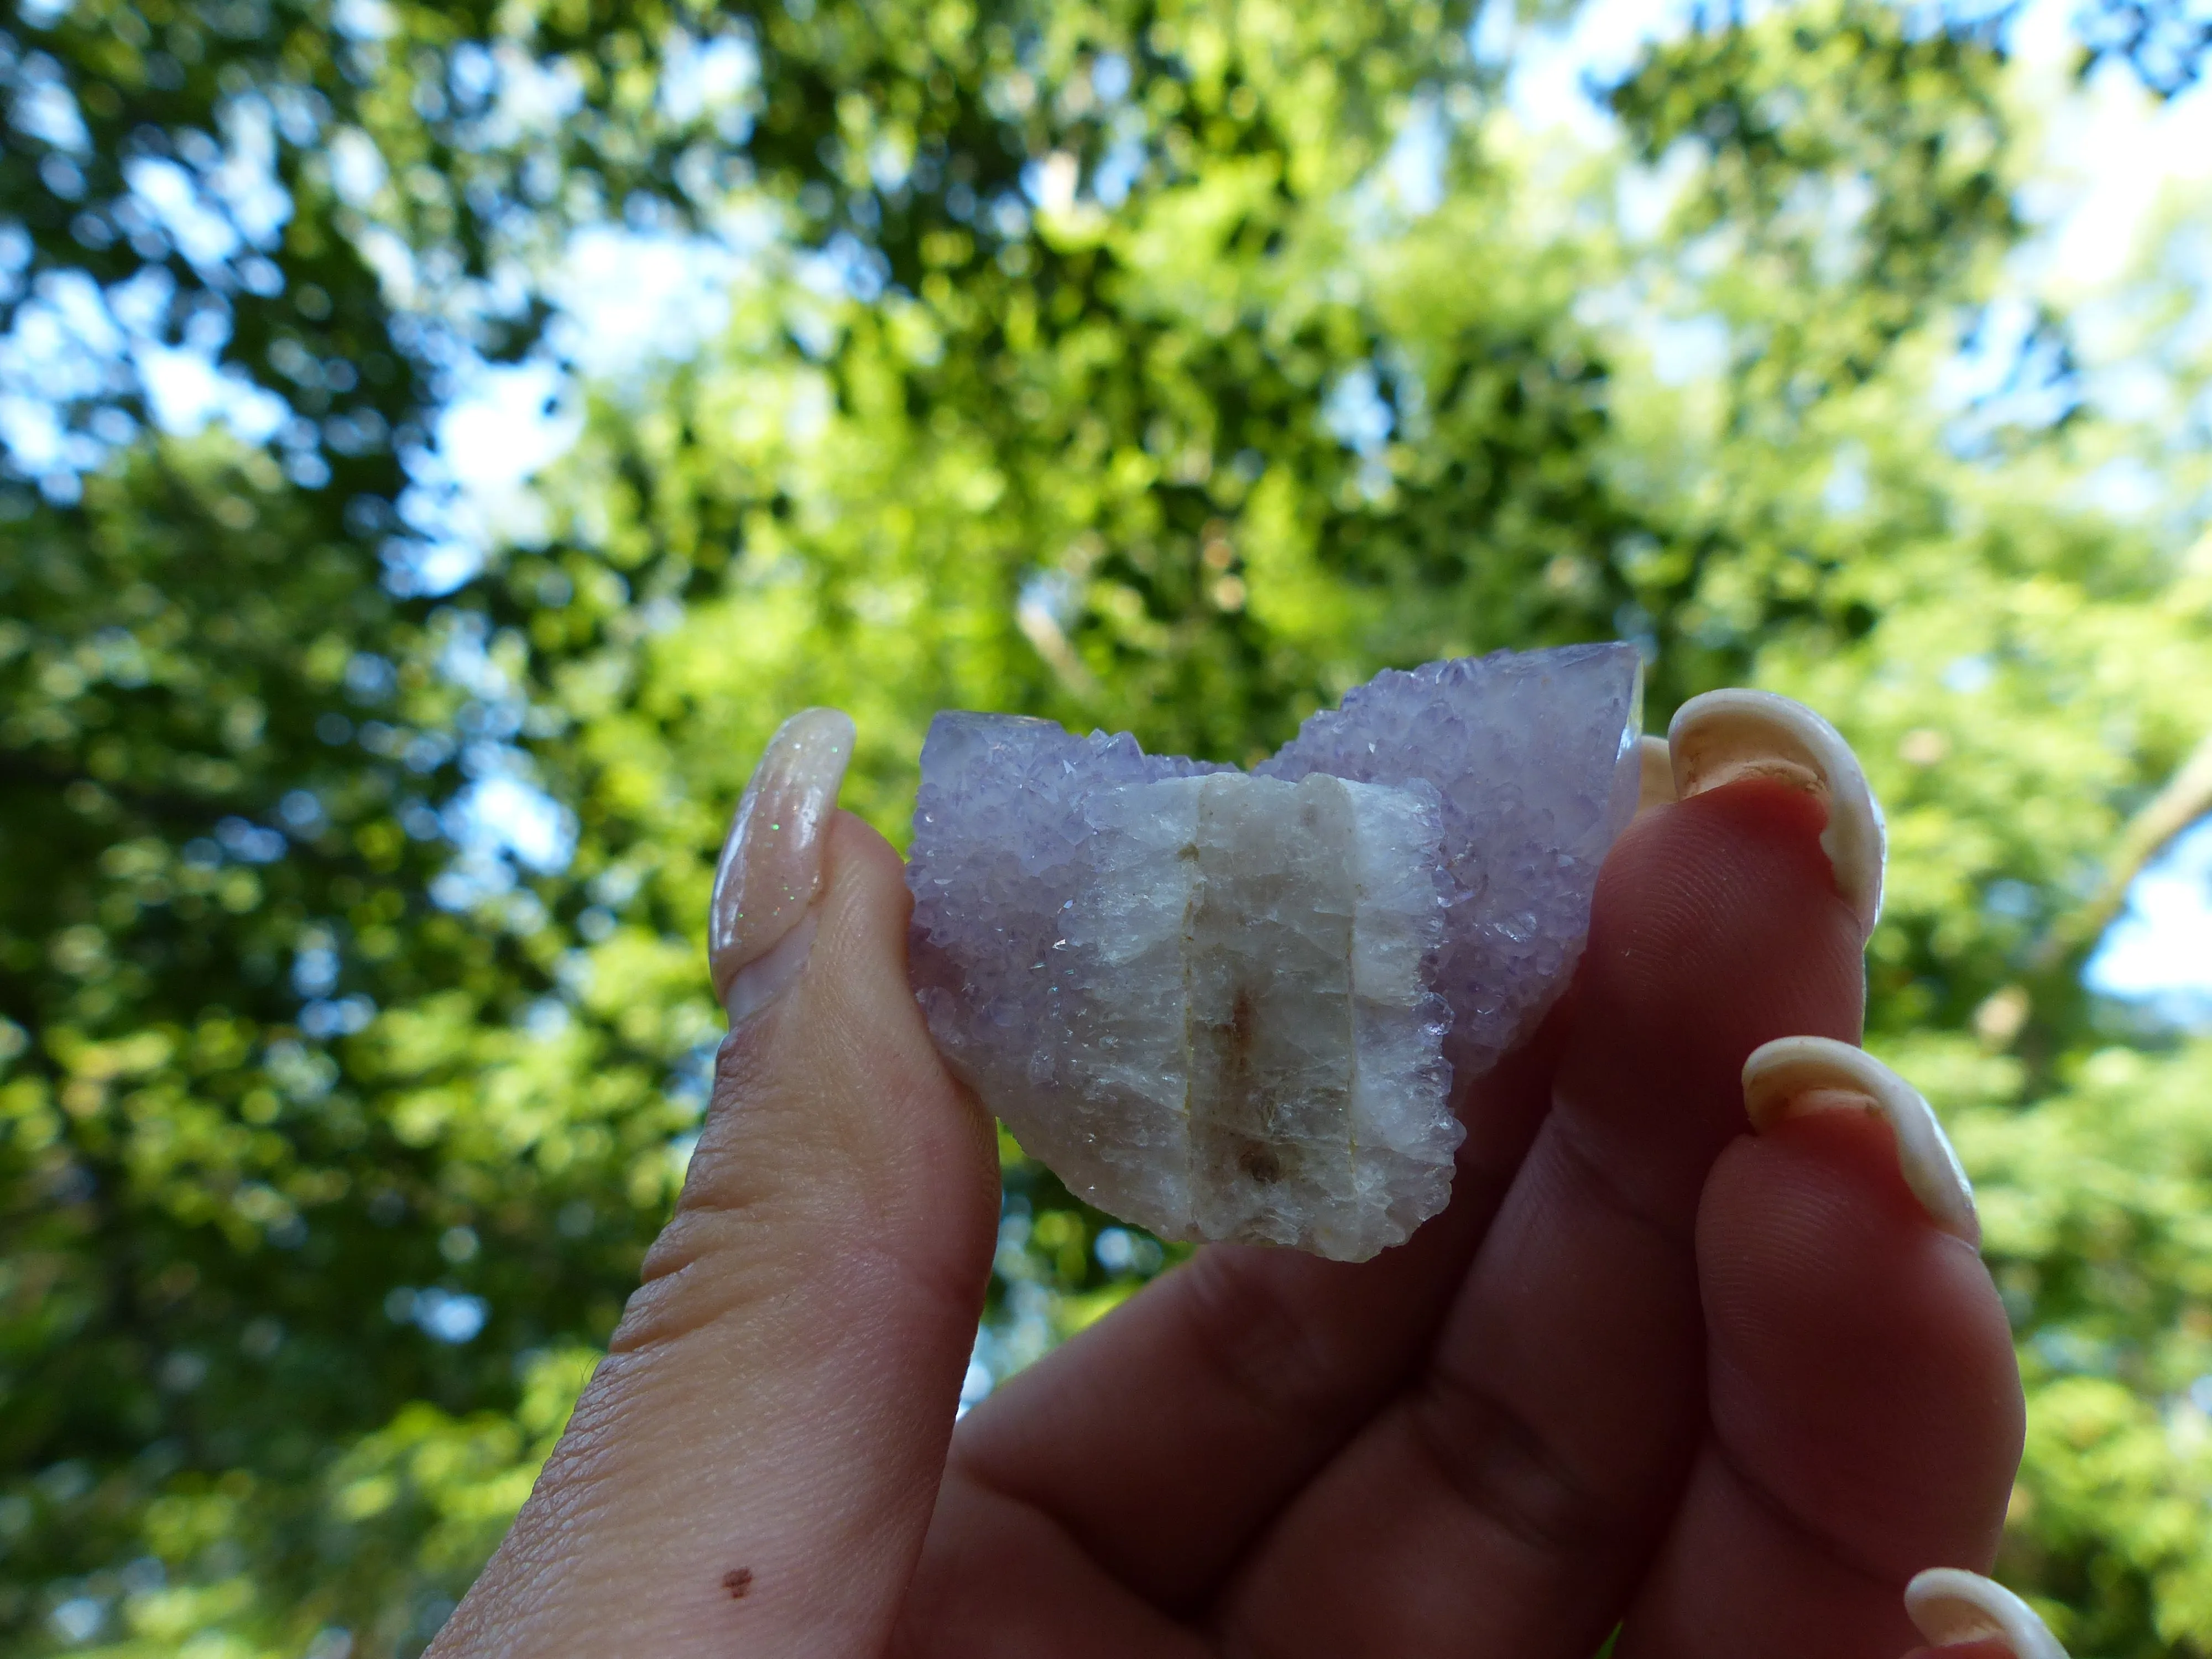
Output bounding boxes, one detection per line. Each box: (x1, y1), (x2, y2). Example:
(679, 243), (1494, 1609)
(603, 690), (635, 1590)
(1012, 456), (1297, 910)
(427, 696), (2062, 1659)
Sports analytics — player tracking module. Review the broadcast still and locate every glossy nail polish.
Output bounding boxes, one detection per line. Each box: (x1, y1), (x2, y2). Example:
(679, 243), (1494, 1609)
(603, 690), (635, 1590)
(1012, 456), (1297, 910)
(1668, 688), (1886, 935)
(708, 708), (856, 1023)
(1905, 1568), (2068, 1657)
(1743, 1035), (1979, 1247)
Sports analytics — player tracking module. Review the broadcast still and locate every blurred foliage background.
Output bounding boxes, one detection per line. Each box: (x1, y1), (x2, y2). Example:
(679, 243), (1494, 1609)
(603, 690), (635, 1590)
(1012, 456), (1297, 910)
(3, 0), (2212, 1652)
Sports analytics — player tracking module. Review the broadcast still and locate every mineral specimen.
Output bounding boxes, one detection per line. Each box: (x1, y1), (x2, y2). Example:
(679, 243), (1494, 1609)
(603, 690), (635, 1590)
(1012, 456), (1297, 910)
(906, 642), (1644, 1261)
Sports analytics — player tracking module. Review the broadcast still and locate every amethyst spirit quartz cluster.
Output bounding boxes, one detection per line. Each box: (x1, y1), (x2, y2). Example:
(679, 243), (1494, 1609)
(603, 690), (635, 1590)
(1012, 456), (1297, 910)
(905, 644), (1644, 1261)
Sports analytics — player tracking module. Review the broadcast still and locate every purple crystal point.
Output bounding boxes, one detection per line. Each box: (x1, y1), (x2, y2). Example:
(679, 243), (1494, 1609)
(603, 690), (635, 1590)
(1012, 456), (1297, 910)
(1259, 643), (1643, 1075)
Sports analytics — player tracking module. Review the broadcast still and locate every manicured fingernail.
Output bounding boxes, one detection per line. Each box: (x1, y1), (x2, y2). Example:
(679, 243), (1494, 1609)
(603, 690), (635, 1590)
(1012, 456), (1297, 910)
(1635, 733), (1677, 816)
(1905, 1568), (2068, 1657)
(708, 708), (856, 1022)
(1667, 688), (1886, 934)
(1742, 1036), (1979, 1247)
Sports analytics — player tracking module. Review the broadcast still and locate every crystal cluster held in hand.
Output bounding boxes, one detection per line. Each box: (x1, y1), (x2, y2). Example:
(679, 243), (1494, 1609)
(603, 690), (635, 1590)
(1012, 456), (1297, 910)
(906, 644), (1644, 1262)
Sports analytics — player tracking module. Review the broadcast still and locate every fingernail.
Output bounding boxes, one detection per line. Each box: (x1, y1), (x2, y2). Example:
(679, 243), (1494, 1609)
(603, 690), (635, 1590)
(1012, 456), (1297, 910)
(1667, 688), (1886, 935)
(708, 708), (857, 1022)
(1905, 1568), (2068, 1657)
(1742, 1036), (1979, 1247)
(1635, 733), (1677, 816)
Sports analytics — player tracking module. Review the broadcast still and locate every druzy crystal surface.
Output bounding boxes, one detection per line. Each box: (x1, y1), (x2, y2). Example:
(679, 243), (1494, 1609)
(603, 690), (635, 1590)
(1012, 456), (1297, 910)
(1258, 643), (1645, 1078)
(906, 643), (1643, 1261)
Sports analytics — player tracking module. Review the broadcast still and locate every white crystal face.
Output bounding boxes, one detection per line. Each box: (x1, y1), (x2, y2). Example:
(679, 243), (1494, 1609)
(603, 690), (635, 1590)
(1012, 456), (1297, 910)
(1044, 770), (1455, 1258)
(907, 643), (1643, 1262)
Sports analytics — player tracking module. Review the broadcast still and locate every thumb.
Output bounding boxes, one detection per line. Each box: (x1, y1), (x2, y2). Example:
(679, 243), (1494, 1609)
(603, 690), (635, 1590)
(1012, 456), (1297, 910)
(432, 710), (999, 1658)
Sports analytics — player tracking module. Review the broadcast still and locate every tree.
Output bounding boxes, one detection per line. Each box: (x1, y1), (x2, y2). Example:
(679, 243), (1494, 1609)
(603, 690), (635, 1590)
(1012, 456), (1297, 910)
(2, 0), (2209, 1654)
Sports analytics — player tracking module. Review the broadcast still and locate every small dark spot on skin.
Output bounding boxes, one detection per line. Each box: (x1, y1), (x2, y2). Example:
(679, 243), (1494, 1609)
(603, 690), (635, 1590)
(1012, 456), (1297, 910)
(722, 1568), (754, 1600)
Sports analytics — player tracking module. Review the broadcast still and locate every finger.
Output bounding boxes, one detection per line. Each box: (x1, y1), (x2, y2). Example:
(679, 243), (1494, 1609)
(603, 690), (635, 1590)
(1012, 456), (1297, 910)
(899, 1480), (1214, 1659)
(1617, 1044), (2023, 1658)
(915, 1004), (1571, 1620)
(1217, 691), (1877, 1658)
(431, 714), (998, 1659)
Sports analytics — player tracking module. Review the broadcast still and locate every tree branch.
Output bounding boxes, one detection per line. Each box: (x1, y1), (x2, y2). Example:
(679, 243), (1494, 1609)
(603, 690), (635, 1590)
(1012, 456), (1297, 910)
(2031, 729), (2212, 973)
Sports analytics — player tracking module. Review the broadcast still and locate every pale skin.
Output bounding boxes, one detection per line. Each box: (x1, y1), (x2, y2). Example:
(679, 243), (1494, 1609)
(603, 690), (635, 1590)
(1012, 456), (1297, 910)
(429, 730), (2042, 1658)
